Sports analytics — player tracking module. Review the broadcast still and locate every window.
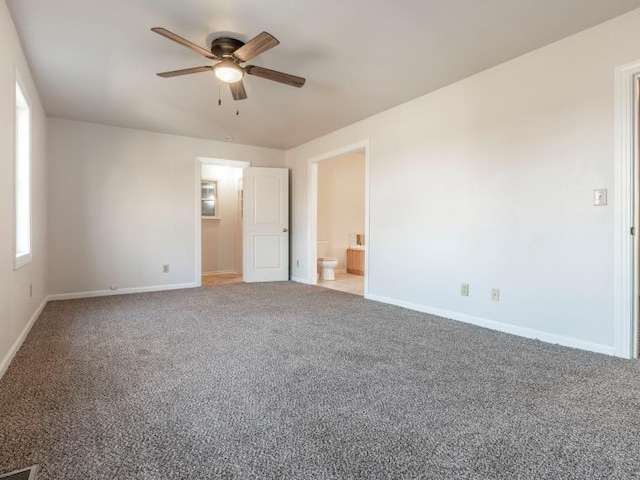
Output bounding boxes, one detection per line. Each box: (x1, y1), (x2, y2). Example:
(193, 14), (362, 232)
(15, 78), (31, 269)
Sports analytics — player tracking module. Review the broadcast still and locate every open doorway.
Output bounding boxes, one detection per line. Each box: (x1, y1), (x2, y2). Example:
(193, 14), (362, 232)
(196, 157), (249, 286)
(317, 151), (366, 295)
(308, 141), (370, 297)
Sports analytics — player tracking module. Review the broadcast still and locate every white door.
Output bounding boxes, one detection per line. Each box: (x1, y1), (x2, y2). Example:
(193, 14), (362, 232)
(243, 167), (289, 282)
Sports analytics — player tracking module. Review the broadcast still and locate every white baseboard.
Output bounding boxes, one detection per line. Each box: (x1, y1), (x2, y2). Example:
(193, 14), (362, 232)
(0, 296), (48, 381)
(48, 282), (199, 301)
(365, 293), (615, 356)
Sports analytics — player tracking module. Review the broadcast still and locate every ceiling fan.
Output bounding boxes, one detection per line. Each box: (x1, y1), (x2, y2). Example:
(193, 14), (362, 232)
(151, 27), (306, 101)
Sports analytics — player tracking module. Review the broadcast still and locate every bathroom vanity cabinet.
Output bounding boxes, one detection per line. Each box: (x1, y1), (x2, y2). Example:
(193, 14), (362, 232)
(346, 247), (365, 275)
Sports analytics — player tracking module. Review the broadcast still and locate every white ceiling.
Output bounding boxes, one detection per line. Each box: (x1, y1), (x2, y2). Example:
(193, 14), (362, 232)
(7, 0), (640, 150)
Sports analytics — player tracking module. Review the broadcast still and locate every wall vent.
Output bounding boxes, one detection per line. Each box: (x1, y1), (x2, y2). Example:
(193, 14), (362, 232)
(0, 465), (40, 480)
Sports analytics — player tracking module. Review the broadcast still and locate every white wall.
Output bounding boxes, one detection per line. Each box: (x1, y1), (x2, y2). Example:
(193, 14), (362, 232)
(201, 164), (243, 274)
(287, 8), (640, 355)
(0, 2), (48, 375)
(318, 152), (365, 269)
(48, 119), (284, 296)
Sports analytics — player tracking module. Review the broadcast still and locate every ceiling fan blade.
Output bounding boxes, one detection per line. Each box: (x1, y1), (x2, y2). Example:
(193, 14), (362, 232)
(156, 66), (214, 78)
(229, 80), (248, 100)
(151, 27), (215, 59)
(245, 65), (306, 88)
(233, 32), (279, 62)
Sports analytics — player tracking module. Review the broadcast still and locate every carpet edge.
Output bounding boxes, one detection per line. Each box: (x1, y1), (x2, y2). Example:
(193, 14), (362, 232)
(48, 282), (199, 301)
(0, 296), (48, 382)
(366, 293), (615, 356)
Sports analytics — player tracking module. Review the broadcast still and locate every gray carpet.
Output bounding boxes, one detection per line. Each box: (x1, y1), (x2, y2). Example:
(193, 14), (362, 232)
(1, 282), (640, 479)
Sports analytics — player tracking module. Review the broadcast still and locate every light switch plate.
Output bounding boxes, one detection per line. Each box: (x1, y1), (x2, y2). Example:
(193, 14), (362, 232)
(594, 189), (607, 206)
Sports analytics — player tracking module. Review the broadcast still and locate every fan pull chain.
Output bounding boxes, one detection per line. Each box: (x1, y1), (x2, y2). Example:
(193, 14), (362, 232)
(218, 83), (222, 106)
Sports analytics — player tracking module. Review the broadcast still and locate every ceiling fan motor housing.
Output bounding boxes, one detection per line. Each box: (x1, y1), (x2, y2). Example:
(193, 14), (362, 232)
(211, 37), (245, 59)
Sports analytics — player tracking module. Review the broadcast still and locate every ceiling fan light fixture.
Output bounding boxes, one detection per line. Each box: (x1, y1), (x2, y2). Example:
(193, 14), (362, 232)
(213, 60), (244, 83)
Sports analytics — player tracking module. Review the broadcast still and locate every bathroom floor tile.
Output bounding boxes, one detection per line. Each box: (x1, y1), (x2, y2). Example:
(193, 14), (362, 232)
(318, 272), (364, 296)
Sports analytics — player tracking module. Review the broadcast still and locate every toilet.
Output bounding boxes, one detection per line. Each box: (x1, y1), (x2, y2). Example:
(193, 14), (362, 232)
(317, 241), (338, 281)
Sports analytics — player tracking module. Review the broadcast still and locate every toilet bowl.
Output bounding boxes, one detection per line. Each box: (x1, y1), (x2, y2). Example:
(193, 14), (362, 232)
(318, 257), (338, 280)
(317, 240), (338, 281)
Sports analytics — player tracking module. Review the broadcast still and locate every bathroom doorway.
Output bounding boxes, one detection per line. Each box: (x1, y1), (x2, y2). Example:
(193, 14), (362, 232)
(308, 141), (370, 297)
(197, 157), (249, 286)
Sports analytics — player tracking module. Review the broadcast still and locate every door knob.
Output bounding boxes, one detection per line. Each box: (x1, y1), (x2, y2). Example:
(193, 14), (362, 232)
(283, 228), (288, 232)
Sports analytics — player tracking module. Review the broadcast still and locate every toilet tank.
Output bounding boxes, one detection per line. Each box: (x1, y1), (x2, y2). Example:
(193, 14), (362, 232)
(317, 241), (329, 257)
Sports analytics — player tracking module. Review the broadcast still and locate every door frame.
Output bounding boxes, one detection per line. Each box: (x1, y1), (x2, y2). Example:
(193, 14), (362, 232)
(614, 60), (640, 359)
(307, 140), (370, 296)
(194, 156), (250, 286)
